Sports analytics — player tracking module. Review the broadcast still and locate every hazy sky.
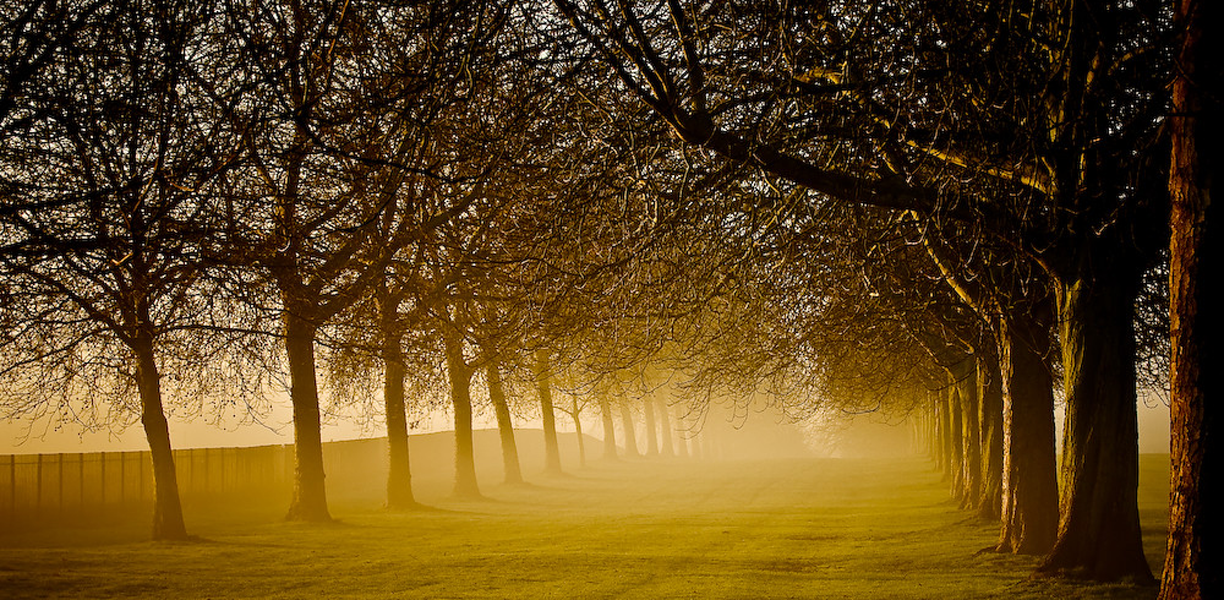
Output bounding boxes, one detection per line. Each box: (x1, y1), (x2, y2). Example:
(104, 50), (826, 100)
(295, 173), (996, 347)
(0, 391), (485, 455)
(2, 393), (1172, 456)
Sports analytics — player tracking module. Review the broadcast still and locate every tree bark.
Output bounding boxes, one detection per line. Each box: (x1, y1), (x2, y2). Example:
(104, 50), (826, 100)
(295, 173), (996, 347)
(978, 346), (1005, 520)
(619, 402), (639, 458)
(284, 312), (331, 522)
(533, 351), (563, 475)
(134, 333), (189, 540)
(383, 331), (415, 509)
(444, 332), (480, 498)
(1161, 1), (1220, 596)
(642, 395), (659, 456)
(657, 397), (674, 457)
(953, 361), (981, 510)
(598, 388), (618, 460)
(996, 310), (1059, 554)
(1037, 261), (1153, 582)
(487, 361), (523, 484)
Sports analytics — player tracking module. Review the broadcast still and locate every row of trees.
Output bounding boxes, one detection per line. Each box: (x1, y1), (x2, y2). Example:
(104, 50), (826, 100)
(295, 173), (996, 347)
(2, 0), (1216, 597)
(554, 0), (1216, 595)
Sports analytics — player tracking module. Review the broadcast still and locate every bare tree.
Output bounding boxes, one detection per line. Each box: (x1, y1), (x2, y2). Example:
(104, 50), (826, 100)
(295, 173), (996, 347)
(0, 0), (253, 539)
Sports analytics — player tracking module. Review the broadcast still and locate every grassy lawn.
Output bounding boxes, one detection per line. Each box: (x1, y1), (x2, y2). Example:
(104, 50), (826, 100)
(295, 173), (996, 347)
(0, 454), (1168, 599)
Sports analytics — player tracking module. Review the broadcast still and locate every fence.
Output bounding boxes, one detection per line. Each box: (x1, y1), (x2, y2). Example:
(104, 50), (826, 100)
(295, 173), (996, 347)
(0, 444), (297, 527)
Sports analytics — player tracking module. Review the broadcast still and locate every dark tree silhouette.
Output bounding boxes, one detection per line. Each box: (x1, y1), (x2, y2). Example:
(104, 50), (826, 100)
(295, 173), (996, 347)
(1, 0), (250, 540)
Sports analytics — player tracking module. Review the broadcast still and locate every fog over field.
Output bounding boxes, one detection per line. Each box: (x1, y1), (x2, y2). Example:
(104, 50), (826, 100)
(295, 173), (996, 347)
(1, 0), (1214, 598)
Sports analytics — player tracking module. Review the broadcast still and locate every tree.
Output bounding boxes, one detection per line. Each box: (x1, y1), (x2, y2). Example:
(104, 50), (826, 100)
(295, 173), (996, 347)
(223, 0), (495, 520)
(1, 0), (249, 540)
(533, 350), (564, 474)
(486, 358), (524, 484)
(1160, 0), (1221, 596)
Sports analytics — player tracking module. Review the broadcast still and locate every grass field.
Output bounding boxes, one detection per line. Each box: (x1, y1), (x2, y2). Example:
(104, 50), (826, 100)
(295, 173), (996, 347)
(0, 453), (1169, 599)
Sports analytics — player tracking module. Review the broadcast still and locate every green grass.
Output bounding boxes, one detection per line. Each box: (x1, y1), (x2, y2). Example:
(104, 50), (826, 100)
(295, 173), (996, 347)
(0, 455), (1169, 599)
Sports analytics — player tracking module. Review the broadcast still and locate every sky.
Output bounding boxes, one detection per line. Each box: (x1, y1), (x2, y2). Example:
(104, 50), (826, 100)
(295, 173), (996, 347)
(1, 390), (1173, 456)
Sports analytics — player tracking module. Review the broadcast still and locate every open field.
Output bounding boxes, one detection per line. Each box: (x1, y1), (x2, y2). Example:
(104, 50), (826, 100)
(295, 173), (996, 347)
(0, 453), (1169, 599)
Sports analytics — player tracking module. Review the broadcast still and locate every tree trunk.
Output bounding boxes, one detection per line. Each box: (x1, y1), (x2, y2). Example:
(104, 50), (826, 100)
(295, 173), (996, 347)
(657, 397), (674, 457)
(953, 361), (981, 510)
(1037, 262), (1153, 582)
(619, 402), (639, 458)
(946, 385), (964, 498)
(673, 405), (690, 458)
(533, 351), (562, 475)
(996, 311), (1059, 554)
(938, 390), (953, 480)
(572, 395), (586, 468)
(933, 390), (946, 472)
(444, 332), (480, 499)
(383, 331), (415, 509)
(1161, 1), (1220, 596)
(642, 395), (659, 456)
(284, 312), (331, 522)
(978, 346), (1005, 520)
(487, 361), (523, 485)
(598, 389), (617, 460)
(134, 334), (189, 540)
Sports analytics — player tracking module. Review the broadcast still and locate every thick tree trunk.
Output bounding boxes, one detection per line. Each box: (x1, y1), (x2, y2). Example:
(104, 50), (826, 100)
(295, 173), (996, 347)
(533, 351), (562, 475)
(444, 333), (480, 499)
(619, 402), (639, 458)
(1037, 263), (1153, 582)
(284, 313), (331, 522)
(598, 389), (618, 460)
(953, 362), (982, 510)
(642, 396), (659, 456)
(383, 333), (415, 509)
(1161, 1), (1220, 596)
(487, 361), (523, 485)
(134, 335), (188, 540)
(996, 311), (1059, 554)
(978, 347), (1005, 520)
(657, 397), (675, 457)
